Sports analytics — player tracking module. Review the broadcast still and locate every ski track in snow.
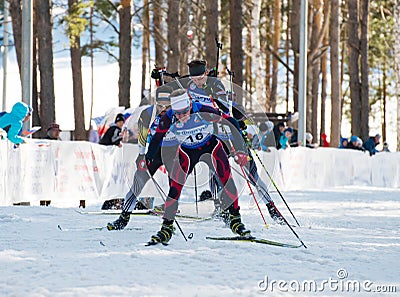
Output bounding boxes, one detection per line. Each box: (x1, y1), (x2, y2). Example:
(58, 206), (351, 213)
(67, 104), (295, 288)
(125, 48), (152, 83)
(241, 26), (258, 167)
(0, 187), (399, 297)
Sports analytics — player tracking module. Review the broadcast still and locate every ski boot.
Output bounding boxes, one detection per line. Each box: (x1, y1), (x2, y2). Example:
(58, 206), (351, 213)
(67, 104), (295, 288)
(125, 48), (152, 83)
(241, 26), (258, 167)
(147, 219), (175, 245)
(153, 203), (165, 213)
(200, 190), (213, 201)
(107, 211), (131, 230)
(229, 208), (251, 237)
(220, 209), (230, 226)
(266, 202), (285, 225)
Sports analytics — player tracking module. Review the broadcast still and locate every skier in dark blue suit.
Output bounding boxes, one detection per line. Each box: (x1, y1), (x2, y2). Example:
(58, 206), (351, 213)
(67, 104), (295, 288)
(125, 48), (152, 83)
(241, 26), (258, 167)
(107, 85), (176, 230)
(185, 59), (284, 224)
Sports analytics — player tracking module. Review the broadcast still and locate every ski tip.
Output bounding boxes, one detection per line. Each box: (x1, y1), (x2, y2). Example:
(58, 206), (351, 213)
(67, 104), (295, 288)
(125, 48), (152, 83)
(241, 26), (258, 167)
(145, 240), (158, 246)
(265, 223), (269, 229)
(57, 224), (62, 231)
(99, 241), (106, 246)
(145, 241), (169, 246)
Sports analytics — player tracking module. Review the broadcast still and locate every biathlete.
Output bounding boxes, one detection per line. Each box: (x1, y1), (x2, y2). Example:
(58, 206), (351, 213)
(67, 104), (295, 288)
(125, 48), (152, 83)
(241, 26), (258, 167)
(107, 85), (178, 230)
(185, 59), (283, 224)
(145, 89), (251, 245)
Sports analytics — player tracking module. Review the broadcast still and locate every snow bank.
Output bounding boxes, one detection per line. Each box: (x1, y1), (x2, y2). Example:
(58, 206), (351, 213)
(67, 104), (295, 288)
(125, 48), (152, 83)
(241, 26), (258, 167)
(0, 139), (399, 206)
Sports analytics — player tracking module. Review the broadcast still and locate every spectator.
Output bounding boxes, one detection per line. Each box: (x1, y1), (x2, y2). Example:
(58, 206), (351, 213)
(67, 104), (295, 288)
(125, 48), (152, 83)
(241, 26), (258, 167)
(305, 132), (316, 148)
(245, 125), (260, 150)
(99, 113), (125, 147)
(17, 105), (33, 136)
(356, 137), (364, 150)
(289, 129), (298, 147)
(273, 122), (285, 149)
(259, 121), (274, 151)
(339, 137), (348, 148)
(363, 134), (381, 156)
(45, 123), (62, 140)
(321, 133), (330, 147)
(346, 135), (365, 152)
(289, 130), (315, 148)
(0, 102), (30, 145)
(382, 142), (390, 152)
(279, 127), (293, 150)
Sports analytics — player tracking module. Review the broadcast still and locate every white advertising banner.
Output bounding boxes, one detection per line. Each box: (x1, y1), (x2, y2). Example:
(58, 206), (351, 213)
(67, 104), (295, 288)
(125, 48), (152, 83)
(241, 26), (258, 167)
(0, 139), (399, 206)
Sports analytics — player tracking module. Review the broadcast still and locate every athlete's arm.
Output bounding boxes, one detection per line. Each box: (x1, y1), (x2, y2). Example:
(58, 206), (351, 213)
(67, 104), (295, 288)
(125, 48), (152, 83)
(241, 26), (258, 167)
(145, 112), (172, 162)
(137, 107), (152, 154)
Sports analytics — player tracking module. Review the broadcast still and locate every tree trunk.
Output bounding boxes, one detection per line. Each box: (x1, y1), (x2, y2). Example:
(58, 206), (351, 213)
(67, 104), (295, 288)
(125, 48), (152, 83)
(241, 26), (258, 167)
(320, 32), (328, 143)
(230, 0), (243, 95)
(32, 3), (40, 128)
(249, 0), (264, 109)
(9, 0), (22, 78)
(179, 1), (189, 76)
(119, 0), (132, 108)
(311, 59), (320, 139)
(141, 0), (149, 96)
(167, 0), (180, 73)
(68, 0), (86, 140)
(262, 2), (272, 112)
(205, 0), (218, 72)
(270, 0), (281, 111)
(348, 0), (361, 137)
(153, 0), (164, 67)
(394, 0), (400, 151)
(245, 10), (252, 109)
(360, 0), (370, 141)
(285, 0), (290, 113)
(382, 59), (387, 142)
(330, 0), (341, 147)
(36, 0), (56, 138)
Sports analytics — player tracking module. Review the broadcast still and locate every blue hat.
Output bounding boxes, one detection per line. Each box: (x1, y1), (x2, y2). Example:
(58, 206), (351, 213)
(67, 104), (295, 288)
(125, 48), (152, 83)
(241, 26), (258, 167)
(350, 135), (358, 142)
(284, 127), (293, 134)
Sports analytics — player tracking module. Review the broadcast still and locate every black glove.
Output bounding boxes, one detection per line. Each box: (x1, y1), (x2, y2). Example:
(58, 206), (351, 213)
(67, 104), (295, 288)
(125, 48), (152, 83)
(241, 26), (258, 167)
(145, 153), (153, 167)
(151, 69), (161, 79)
(241, 131), (252, 146)
(238, 120), (247, 131)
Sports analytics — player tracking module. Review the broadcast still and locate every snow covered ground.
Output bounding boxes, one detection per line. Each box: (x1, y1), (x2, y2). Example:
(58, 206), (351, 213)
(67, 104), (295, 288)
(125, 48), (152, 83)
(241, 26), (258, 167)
(0, 186), (399, 297)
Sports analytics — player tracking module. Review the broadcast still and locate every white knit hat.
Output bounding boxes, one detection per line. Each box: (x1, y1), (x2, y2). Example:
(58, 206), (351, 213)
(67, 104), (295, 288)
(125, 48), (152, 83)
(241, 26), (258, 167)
(170, 90), (190, 112)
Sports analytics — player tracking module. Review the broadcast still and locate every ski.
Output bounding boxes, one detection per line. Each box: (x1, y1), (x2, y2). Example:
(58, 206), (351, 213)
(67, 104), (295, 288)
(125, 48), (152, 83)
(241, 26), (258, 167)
(75, 209), (153, 216)
(152, 210), (212, 221)
(205, 236), (302, 248)
(75, 209), (212, 221)
(57, 224), (142, 232)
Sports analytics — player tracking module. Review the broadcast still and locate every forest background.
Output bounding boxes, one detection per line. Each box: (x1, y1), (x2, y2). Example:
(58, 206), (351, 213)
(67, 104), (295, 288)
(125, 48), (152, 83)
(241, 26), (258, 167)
(0, 0), (399, 150)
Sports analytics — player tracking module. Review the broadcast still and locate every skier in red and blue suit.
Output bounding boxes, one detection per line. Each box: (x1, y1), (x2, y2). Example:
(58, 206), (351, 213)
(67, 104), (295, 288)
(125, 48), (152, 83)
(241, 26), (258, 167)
(145, 89), (251, 245)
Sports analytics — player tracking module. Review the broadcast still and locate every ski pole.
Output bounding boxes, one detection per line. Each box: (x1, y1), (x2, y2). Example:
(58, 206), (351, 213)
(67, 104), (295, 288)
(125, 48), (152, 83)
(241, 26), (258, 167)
(249, 146), (300, 227)
(231, 165), (306, 248)
(226, 67), (235, 117)
(169, 74), (201, 217)
(218, 122), (268, 228)
(215, 38), (222, 77)
(147, 170), (188, 242)
(207, 95), (268, 227)
(194, 166), (199, 217)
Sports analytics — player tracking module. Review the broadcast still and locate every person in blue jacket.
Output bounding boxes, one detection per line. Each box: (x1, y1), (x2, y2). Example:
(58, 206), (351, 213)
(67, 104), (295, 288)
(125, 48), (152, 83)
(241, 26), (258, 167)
(363, 134), (381, 156)
(279, 127), (293, 150)
(0, 102), (29, 145)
